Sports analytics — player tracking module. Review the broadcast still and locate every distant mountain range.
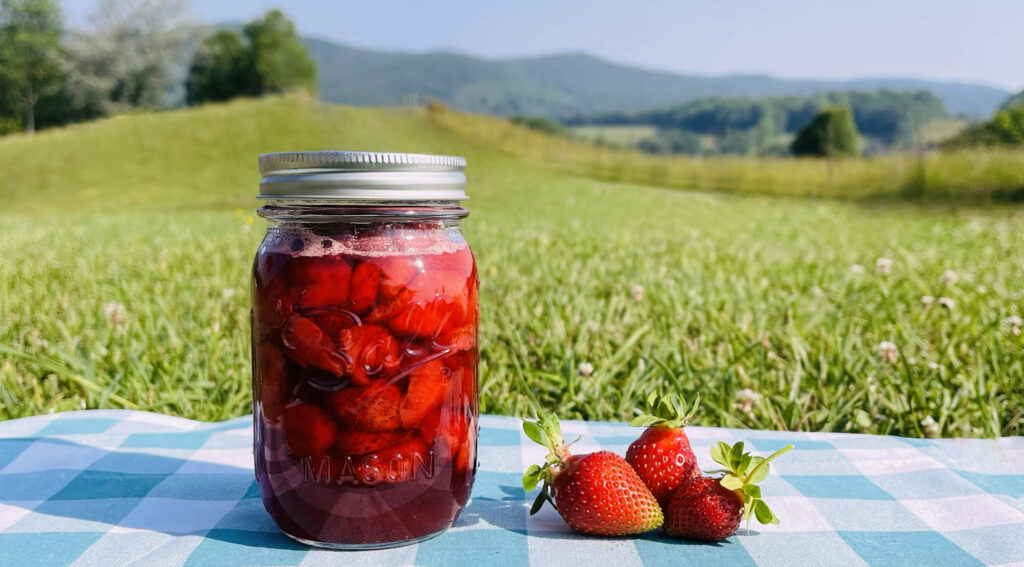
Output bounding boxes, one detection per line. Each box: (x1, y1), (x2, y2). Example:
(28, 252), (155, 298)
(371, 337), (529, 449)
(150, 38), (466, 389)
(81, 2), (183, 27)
(301, 37), (1011, 120)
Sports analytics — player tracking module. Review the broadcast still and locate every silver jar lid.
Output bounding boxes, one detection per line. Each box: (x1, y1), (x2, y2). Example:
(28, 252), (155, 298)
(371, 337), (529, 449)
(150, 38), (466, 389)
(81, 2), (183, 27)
(258, 151), (467, 201)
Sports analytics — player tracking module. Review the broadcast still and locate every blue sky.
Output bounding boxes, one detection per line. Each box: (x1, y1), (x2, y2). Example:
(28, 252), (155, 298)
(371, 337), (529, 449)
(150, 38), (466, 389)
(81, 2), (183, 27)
(63, 0), (1023, 91)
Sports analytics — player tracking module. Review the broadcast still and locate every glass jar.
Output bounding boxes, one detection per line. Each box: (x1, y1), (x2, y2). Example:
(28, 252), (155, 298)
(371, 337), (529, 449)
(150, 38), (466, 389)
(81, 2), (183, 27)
(251, 152), (478, 549)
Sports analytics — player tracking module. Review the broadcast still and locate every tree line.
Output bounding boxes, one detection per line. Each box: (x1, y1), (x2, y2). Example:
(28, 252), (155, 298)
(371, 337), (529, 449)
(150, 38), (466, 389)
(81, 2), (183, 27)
(564, 90), (948, 156)
(0, 0), (316, 135)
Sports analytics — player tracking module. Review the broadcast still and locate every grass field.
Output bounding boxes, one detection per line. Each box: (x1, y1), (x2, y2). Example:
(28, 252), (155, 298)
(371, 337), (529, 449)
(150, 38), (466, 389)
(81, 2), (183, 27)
(568, 125), (660, 147)
(1, 96), (1022, 437)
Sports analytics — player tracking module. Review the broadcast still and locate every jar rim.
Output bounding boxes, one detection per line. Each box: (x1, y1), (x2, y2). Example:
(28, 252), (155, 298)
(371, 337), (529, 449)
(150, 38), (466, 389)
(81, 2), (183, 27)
(258, 151), (467, 202)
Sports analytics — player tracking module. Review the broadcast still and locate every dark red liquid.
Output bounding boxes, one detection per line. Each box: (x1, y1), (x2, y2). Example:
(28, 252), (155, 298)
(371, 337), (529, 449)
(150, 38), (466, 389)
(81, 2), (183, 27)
(252, 221), (478, 546)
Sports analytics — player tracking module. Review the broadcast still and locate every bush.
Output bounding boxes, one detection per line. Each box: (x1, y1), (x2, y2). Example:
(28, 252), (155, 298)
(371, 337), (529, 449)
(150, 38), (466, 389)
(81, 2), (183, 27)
(941, 105), (1024, 149)
(791, 106), (859, 157)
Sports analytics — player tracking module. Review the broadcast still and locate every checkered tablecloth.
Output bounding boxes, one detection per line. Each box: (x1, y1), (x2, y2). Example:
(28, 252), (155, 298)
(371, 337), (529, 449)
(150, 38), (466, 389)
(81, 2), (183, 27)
(0, 410), (1022, 567)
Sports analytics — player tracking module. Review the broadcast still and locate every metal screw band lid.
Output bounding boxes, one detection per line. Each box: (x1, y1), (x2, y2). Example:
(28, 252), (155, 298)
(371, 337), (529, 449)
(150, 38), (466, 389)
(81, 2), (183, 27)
(258, 151), (467, 201)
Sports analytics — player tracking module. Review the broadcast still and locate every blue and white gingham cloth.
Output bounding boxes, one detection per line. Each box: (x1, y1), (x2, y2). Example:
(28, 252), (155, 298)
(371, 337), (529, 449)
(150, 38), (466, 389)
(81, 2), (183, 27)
(0, 410), (1022, 567)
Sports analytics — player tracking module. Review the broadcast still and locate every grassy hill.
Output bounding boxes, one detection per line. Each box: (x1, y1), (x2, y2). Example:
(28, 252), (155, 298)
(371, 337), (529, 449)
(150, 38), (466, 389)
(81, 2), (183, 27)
(303, 38), (1010, 119)
(1, 97), (1022, 437)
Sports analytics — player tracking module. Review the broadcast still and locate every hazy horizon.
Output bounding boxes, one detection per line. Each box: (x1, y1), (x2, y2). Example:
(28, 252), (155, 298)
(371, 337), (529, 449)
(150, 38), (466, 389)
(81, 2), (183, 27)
(62, 0), (1024, 92)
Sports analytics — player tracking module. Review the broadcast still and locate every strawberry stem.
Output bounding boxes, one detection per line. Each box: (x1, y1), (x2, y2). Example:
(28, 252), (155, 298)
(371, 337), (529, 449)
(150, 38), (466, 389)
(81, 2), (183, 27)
(742, 444), (793, 484)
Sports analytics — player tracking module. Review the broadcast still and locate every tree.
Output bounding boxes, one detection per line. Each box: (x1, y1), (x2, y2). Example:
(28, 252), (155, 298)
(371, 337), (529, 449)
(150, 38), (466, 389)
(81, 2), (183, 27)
(65, 0), (196, 115)
(791, 106), (859, 157)
(0, 0), (65, 134)
(185, 10), (317, 106)
(941, 105), (1024, 149)
(243, 10), (316, 95)
(185, 30), (252, 105)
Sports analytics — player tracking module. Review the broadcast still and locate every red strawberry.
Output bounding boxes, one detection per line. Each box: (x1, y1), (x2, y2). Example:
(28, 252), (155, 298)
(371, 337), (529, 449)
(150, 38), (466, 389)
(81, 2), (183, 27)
(280, 314), (349, 376)
(336, 429), (407, 456)
(287, 257), (352, 309)
(255, 275), (295, 334)
(421, 249), (475, 280)
(256, 342), (288, 423)
(436, 323), (475, 352)
(664, 441), (792, 541)
(626, 393), (700, 507)
(338, 324), (401, 385)
(329, 382), (403, 431)
(387, 271), (469, 339)
(371, 256), (420, 300)
(356, 435), (431, 484)
(282, 403), (337, 456)
(364, 287), (414, 324)
(522, 412), (663, 536)
(344, 261), (381, 315)
(399, 359), (451, 428)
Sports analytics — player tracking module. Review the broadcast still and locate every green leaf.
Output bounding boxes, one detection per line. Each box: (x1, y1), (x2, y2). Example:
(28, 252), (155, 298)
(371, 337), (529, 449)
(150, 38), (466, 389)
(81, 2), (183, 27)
(738, 453), (752, 475)
(730, 442), (745, 468)
(523, 421), (545, 446)
(720, 474), (743, 490)
(753, 499), (775, 525)
(529, 490), (548, 515)
(748, 461), (770, 484)
(742, 484), (762, 499)
(711, 441), (730, 467)
(523, 465), (541, 491)
(630, 415), (661, 427)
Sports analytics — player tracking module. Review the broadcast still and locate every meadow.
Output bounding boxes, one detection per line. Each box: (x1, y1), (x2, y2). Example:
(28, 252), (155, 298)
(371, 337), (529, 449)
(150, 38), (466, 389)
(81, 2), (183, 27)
(1, 96), (1022, 437)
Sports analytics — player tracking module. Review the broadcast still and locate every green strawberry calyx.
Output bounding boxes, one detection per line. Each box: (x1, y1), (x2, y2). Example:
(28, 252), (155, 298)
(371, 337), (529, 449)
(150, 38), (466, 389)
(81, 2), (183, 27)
(706, 441), (793, 528)
(522, 411), (578, 515)
(630, 392), (700, 429)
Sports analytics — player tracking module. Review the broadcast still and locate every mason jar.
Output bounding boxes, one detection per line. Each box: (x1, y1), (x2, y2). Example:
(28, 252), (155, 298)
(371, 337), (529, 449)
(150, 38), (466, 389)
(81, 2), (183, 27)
(251, 151), (478, 549)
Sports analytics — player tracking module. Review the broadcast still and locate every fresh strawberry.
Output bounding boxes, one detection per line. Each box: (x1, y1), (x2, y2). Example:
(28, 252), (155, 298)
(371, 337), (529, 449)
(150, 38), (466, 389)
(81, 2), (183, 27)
(336, 429), (407, 455)
(280, 314), (349, 376)
(399, 359), (451, 428)
(256, 342), (288, 423)
(329, 381), (403, 431)
(664, 441), (792, 541)
(356, 435), (431, 484)
(337, 324), (401, 385)
(522, 412), (663, 536)
(626, 393), (701, 506)
(287, 257), (352, 309)
(344, 261), (381, 315)
(282, 402), (337, 456)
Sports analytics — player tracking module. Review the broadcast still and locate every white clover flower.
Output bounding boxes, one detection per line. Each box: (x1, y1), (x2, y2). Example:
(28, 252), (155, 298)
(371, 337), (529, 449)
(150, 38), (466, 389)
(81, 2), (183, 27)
(877, 341), (899, 364)
(734, 388), (762, 415)
(103, 302), (126, 325)
(940, 270), (959, 285)
(735, 388), (762, 407)
(938, 297), (955, 310)
(927, 361), (940, 370)
(221, 288), (236, 299)
(921, 295), (934, 308)
(921, 415), (939, 438)
(630, 284), (644, 302)
(810, 286), (824, 297)
(1005, 316), (1023, 336)
(577, 362), (594, 376)
(876, 257), (893, 275)
(585, 320), (600, 333)
(850, 264), (865, 275)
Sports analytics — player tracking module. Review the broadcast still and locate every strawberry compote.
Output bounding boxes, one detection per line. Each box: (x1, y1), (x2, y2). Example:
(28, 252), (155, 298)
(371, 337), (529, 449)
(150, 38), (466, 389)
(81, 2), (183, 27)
(252, 151), (477, 549)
